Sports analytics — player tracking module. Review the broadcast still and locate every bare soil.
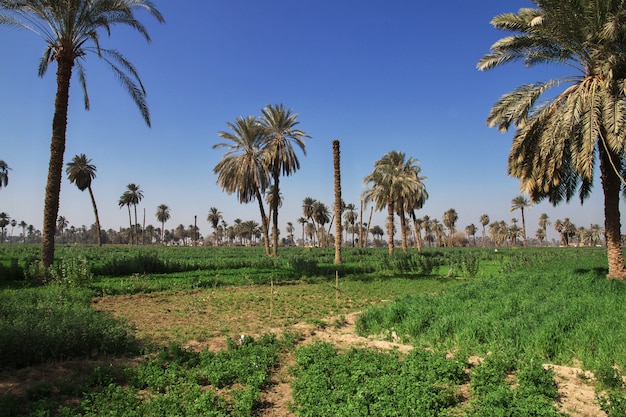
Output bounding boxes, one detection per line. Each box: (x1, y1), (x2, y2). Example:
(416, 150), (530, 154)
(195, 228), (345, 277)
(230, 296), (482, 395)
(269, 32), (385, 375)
(0, 289), (607, 417)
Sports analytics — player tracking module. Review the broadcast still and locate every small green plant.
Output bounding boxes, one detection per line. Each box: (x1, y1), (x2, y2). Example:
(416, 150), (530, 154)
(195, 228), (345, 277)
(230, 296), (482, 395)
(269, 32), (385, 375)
(597, 391), (626, 417)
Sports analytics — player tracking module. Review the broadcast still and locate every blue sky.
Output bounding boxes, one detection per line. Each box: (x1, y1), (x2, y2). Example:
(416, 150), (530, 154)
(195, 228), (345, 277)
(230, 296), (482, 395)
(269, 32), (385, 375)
(0, 0), (605, 242)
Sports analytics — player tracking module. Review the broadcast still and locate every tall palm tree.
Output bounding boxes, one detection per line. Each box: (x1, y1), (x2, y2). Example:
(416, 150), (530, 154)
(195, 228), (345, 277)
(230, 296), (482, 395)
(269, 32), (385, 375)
(479, 214), (490, 247)
(332, 140), (342, 264)
(0, 1), (163, 267)
(118, 192), (133, 245)
(260, 104), (310, 257)
(538, 213), (551, 245)
(297, 217), (307, 246)
(156, 204), (170, 244)
(124, 184), (143, 245)
(0, 160), (10, 189)
(214, 116), (271, 256)
(0, 212), (9, 243)
(478, 0), (626, 279)
(362, 151), (425, 254)
(312, 201), (330, 247)
(442, 208), (458, 247)
(510, 195), (531, 248)
(56, 215), (68, 243)
(465, 224), (478, 246)
(207, 207), (223, 246)
(302, 197), (318, 245)
(66, 154), (102, 245)
(343, 203), (358, 247)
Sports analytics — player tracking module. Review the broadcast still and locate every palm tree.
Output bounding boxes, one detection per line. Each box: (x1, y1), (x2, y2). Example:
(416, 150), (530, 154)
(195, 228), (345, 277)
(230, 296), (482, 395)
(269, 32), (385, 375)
(56, 215), (68, 243)
(535, 228), (547, 245)
(465, 224), (478, 246)
(362, 151), (426, 254)
(118, 193), (133, 245)
(207, 207), (223, 246)
(66, 154), (102, 245)
(538, 213), (551, 245)
(478, 0), (626, 279)
(260, 104), (310, 256)
(286, 222), (295, 245)
(332, 140), (342, 264)
(510, 195), (531, 248)
(0, 212), (9, 243)
(214, 116), (271, 256)
(442, 209), (458, 247)
(343, 203), (358, 247)
(479, 214), (490, 247)
(0, 160), (10, 189)
(312, 201), (330, 247)
(124, 184), (143, 245)
(297, 217), (307, 246)
(156, 204), (170, 244)
(1, 1), (163, 267)
(19, 220), (26, 243)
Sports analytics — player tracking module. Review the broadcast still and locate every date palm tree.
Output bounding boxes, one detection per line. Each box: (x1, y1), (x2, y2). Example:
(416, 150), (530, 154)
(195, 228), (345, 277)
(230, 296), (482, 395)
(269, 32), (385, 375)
(0, 160), (10, 189)
(0, 212), (9, 243)
(466, 224), (478, 246)
(332, 140), (342, 263)
(207, 207), (223, 246)
(260, 104), (310, 256)
(0, 0), (164, 267)
(66, 154), (101, 245)
(362, 151), (426, 254)
(19, 220), (26, 243)
(118, 193), (133, 245)
(538, 213), (551, 245)
(214, 116), (271, 256)
(510, 195), (531, 248)
(478, 0), (626, 279)
(343, 203), (358, 247)
(442, 208), (458, 247)
(156, 204), (170, 244)
(297, 217), (307, 246)
(124, 184), (143, 245)
(56, 215), (68, 243)
(480, 214), (490, 247)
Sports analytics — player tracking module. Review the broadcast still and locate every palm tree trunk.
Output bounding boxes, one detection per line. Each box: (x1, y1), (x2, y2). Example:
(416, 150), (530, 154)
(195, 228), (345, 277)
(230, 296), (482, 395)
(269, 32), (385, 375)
(387, 197), (395, 255)
(87, 186), (102, 246)
(271, 174), (279, 257)
(600, 145), (626, 280)
(42, 56), (73, 268)
(365, 207), (373, 248)
(127, 205), (133, 245)
(255, 189), (271, 256)
(333, 140), (342, 264)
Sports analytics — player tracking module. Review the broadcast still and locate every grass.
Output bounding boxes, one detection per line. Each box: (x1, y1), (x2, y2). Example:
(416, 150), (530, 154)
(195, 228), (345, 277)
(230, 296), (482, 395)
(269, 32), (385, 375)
(0, 245), (625, 415)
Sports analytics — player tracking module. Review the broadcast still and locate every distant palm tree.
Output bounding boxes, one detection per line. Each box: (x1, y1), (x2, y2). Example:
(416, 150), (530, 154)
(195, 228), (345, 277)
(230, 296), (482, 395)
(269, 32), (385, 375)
(214, 116), (271, 256)
(156, 204), (170, 244)
(124, 184), (143, 245)
(0, 160), (10, 189)
(479, 214), (490, 247)
(312, 201), (330, 247)
(538, 213), (551, 245)
(442, 209), (458, 247)
(0, 212), (9, 243)
(302, 197), (318, 244)
(66, 154), (102, 245)
(510, 195), (531, 248)
(19, 220), (27, 243)
(0, 1), (163, 267)
(297, 217), (307, 246)
(286, 222), (295, 245)
(56, 216), (68, 243)
(343, 203), (358, 247)
(207, 207), (223, 246)
(478, 0), (626, 278)
(118, 193), (133, 245)
(535, 228), (546, 245)
(465, 224), (478, 246)
(260, 104), (310, 256)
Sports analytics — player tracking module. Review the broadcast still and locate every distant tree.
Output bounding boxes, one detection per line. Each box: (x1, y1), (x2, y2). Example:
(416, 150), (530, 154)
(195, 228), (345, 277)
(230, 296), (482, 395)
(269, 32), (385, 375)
(19, 220), (27, 243)
(442, 209), (458, 247)
(124, 184), (143, 245)
(260, 104), (310, 256)
(370, 225), (384, 245)
(510, 195), (531, 248)
(0, 160), (10, 189)
(465, 224), (478, 246)
(297, 217), (307, 246)
(66, 154), (102, 245)
(56, 215), (68, 243)
(207, 207), (223, 246)
(0, 212), (9, 243)
(535, 228), (546, 245)
(312, 201), (330, 247)
(538, 213), (551, 245)
(286, 222), (295, 245)
(156, 204), (170, 244)
(343, 203), (358, 247)
(480, 214), (490, 247)
(118, 193), (133, 245)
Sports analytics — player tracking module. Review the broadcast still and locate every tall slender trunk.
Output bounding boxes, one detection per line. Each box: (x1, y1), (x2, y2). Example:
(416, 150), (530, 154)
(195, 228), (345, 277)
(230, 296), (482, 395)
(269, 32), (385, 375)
(520, 208), (527, 248)
(133, 205), (139, 245)
(42, 56), (73, 268)
(87, 186), (102, 246)
(255, 189), (271, 256)
(600, 145), (626, 280)
(365, 207), (373, 248)
(359, 201), (363, 248)
(127, 205), (133, 245)
(333, 140), (342, 264)
(387, 197), (395, 255)
(271, 173), (279, 257)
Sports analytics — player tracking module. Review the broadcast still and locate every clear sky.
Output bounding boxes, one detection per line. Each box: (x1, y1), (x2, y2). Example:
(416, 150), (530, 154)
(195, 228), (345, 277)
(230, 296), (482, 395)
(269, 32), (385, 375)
(0, 0), (607, 242)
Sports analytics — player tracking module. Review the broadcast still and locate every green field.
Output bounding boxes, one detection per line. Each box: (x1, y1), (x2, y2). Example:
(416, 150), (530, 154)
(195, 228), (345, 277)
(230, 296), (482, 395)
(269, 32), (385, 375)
(0, 245), (625, 416)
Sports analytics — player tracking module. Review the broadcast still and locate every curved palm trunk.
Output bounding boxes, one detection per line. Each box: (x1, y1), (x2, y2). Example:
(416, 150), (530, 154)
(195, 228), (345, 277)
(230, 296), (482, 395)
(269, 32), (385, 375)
(333, 140), (342, 264)
(255, 189), (271, 256)
(42, 56), (73, 268)
(87, 185), (102, 246)
(600, 145), (626, 280)
(520, 208), (527, 248)
(365, 206), (373, 248)
(387, 197), (395, 255)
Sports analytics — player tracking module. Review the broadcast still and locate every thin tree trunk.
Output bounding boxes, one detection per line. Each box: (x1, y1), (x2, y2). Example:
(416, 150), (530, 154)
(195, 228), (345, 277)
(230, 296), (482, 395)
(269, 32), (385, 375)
(42, 56), (73, 268)
(333, 140), (342, 264)
(87, 186), (102, 246)
(387, 198), (395, 255)
(271, 173), (279, 257)
(365, 207), (373, 248)
(127, 205), (133, 245)
(521, 208), (527, 248)
(255, 189), (271, 256)
(600, 145), (626, 280)
(359, 200), (363, 248)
